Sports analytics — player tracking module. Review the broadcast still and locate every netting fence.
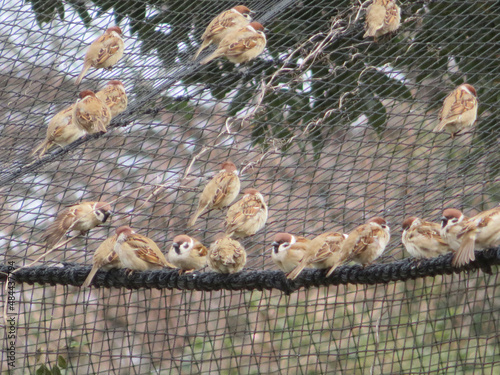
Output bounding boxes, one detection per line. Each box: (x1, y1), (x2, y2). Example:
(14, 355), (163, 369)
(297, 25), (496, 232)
(1, 0), (500, 373)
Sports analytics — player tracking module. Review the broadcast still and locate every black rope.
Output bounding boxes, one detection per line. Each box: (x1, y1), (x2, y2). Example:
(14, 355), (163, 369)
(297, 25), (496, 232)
(3, 248), (498, 294)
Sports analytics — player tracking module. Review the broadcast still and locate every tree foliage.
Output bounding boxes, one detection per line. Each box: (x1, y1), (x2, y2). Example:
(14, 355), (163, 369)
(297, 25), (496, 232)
(26, 0), (499, 160)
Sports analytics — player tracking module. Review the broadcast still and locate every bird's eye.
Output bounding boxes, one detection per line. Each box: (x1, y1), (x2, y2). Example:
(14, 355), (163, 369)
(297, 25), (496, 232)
(451, 218), (458, 223)
(244, 14), (251, 20)
(183, 243), (189, 249)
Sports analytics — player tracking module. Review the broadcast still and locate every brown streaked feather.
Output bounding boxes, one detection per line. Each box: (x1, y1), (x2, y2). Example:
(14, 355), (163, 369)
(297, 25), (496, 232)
(211, 172), (239, 207)
(226, 38), (258, 56)
(453, 207), (500, 266)
(91, 33), (121, 64)
(311, 234), (342, 263)
(350, 226), (377, 257)
(414, 223), (448, 246)
(127, 235), (167, 266)
(82, 235), (121, 287)
(96, 42), (121, 65)
(204, 13), (242, 39)
(195, 243), (208, 257)
(384, 2), (399, 26)
(459, 209), (500, 237)
(285, 236), (317, 280)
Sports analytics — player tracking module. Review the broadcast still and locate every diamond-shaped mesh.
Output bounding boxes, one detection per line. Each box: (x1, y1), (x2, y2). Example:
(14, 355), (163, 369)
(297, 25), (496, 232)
(1, 0), (499, 373)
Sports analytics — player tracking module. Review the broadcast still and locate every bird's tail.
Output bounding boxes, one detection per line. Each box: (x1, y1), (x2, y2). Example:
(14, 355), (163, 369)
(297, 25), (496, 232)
(192, 41), (210, 61)
(325, 262), (341, 277)
(82, 267), (98, 288)
(199, 51), (222, 65)
(188, 208), (203, 227)
(363, 27), (378, 38)
(434, 120), (448, 133)
(286, 261), (308, 280)
(31, 139), (50, 159)
(452, 232), (476, 267)
(75, 62), (91, 85)
(44, 226), (66, 250)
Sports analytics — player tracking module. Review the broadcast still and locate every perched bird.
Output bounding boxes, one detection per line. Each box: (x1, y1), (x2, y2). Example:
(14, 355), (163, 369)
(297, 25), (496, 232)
(72, 90), (112, 134)
(402, 217), (452, 259)
(200, 22), (266, 65)
(193, 5), (253, 61)
(341, 217), (391, 266)
(285, 232), (349, 280)
(208, 235), (246, 274)
(188, 161), (241, 226)
(311, 232), (349, 277)
(31, 104), (85, 158)
(75, 26), (125, 85)
(271, 233), (317, 279)
(364, 0), (400, 40)
(82, 234), (121, 287)
(168, 235), (208, 274)
(113, 226), (174, 271)
(44, 201), (112, 249)
(439, 208), (467, 252)
(225, 188), (268, 238)
(95, 80), (128, 118)
(452, 207), (500, 267)
(434, 84), (478, 138)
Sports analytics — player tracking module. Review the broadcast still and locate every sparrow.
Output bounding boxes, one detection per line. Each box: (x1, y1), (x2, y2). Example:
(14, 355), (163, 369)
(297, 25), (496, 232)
(434, 84), (478, 138)
(188, 161), (241, 226)
(31, 104), (85, 158)
(208, 235), (247, 274)
(200, 22), (266, 65)
(193, 5), (253, 61)
(452, 207), (500, 267)
(341, 217), (391, 267)
(311, 232), (349, 277)
(44, 201), (112, 249)
(271, 233), (317, 279)
(284, 232), (349, 280)
(439, 208), (467, 252)
(72, 90), (112, 134)
(75, 26), (125, 85)
(113, 226), (175, 271)
(95, 80), (128, 118)
(168, 235), (208, 274)
(225, 188), (268, 238)
(82, 234), (121, 287)
(402, 217), (452, 259)
(363, 0), (401, 40)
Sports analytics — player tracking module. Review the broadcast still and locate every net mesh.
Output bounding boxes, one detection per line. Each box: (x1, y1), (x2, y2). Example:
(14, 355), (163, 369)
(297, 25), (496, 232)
(1, 0), (500, 373)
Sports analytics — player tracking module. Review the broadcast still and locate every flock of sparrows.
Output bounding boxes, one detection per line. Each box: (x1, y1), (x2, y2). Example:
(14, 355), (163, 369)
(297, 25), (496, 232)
(42, 157), (500, 288)
(32, 2), (488, 287)
(32, 1), (479, 159)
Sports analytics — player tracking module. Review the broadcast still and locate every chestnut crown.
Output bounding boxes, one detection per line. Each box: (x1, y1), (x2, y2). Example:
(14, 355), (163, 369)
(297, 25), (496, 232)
(402, 217), (417, 231)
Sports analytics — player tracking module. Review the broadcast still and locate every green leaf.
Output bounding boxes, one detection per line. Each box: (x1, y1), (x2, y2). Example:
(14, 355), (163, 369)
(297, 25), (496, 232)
(57, 355), (67, 370)
(36, 364), (51, 375)
(55, 1), (64, 20)
(52, 365), (62, 375)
